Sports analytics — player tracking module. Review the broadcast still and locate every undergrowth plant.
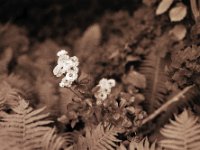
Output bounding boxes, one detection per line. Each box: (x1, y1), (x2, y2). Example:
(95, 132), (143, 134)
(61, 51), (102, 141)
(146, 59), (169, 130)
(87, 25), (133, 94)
(1, 0), (200, 150)
(0, 44), (199, 150)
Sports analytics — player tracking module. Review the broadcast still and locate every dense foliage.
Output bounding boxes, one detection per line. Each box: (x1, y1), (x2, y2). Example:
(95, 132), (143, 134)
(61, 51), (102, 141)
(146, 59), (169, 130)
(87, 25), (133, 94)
(0, 0), (200, 149)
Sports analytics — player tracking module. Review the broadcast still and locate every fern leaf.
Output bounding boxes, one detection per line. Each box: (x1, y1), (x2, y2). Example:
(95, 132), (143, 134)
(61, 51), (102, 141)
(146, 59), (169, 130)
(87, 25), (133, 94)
(42, 127), (72, 150)
(90, 124), (120, 150)
(0, 73), (35, 109)
(76, 124), (120, 150)
(0, 98), (52, 150)
(129, 137), (156, 150)
(4, 74), (34, 99)
(0, 136), (20, 150)
(159, 109), (200, 150)
(65, 146), (74, 150)
(140, 52), (168, 113)
(117, 138), (156, 150)
(75, 135), (88, 150)
(35, 76), (59, 116)
(0, 81), (20, 109)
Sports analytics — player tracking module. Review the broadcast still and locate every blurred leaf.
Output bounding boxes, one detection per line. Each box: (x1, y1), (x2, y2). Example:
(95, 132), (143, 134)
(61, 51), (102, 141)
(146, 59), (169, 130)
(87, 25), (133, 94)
(81, 24), (101, 49)
(134, 93), (145, 104)
(128, 137), (156, 150)
(169, 24), (187, 41)
(156, 0), (173, 15)
(169, 3), (187, 22)
(122, 70), (146, 89)
(0, 24), (29, 52)
(75, 23), (102, 74)
(126, 55), (141, 62)
(126, 107), (135, 114)
(140, 52), (168, 113)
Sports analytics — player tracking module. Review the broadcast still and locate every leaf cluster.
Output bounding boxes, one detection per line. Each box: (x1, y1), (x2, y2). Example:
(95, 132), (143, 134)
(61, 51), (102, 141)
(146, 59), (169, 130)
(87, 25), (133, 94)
(170, 45), (200, 87)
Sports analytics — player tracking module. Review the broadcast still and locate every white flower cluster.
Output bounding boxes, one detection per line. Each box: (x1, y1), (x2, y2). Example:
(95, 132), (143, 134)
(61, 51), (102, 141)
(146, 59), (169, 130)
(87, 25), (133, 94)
(53, 50), (79, 88)
(94, 78), (116, 101)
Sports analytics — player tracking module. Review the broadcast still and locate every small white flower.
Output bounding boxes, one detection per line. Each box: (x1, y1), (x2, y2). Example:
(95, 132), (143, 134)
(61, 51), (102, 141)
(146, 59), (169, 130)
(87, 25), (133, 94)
(59, 82), (65, 88)
(70, 56), (79, 66)
(101, 86), (111, 94)
(57, 50), (68, 57)
(108, 79), (116, 87)
(99, 78), (116, 92)
(99, 78), (108, 86)
(59, 77), (73, 87)
(95, 91), (107, 100)
(53, 65), (63, 77)
(57, 55), (70, 64)
(53, 50), (79, 88)
(67, 64), (79, 74)
(94, 78), (116, 101)
(53, 64), (68, 77)
(99, 79), (111, 90)
(96, 99), (102, 105)
(65, 72), (78, 82)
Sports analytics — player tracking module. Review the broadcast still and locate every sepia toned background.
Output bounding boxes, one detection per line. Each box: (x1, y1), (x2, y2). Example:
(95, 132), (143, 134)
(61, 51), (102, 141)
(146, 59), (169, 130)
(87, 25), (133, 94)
(0, 0), (200, 150)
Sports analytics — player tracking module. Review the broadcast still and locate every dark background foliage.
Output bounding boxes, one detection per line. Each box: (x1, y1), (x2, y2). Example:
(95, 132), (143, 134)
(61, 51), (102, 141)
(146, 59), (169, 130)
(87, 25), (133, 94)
(0, 0), (140, 39)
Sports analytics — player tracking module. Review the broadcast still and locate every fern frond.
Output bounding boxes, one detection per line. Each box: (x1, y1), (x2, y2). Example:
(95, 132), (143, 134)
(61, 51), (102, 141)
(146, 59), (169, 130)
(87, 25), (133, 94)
(140, 52), (168, 113)
(35, 76), (59, 116)
(42, 127), (72, 150)
(4, 74), (34, 99)
(89, 124), (120, 150)
(0, 136), (20, 150)
(75, 134), (88, 150)
(76, 124), (120, 150)
(117, 137), (156, 150)
(0, 81), (20, 109)
(0, 73), (36, 109)
(159, 109), (200, 150)
(0, 98), (53, 150)
(128, 137), (156, 150)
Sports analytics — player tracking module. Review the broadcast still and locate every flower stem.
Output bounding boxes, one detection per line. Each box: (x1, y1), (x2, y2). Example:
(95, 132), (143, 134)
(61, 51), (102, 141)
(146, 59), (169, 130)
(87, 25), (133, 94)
(141, 85), (194, 126)
(69, 87), (84, 99)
